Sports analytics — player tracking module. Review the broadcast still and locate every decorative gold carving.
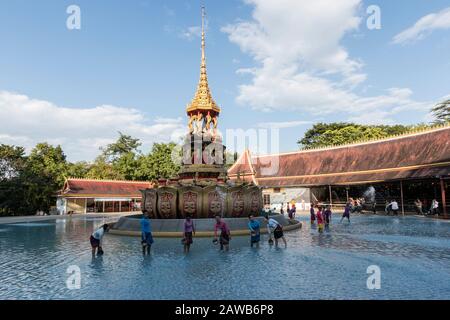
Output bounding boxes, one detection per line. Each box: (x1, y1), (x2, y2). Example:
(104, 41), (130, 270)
(157, 187), (178, 219)
(244, 185), (263, 216)
(178, 186), (203, 219)
(141, 189), (158, 219)
(202, 185), (228, 218)
(205, 111), (212, 131)
(188, 114), (197, 134)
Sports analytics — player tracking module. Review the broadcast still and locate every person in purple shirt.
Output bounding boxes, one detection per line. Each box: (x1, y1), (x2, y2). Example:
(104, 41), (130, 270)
(324, 205), (332, 230)
(310, 205), (316, 224)
(182, 215), (196, 253)
(340, 202), (351, 223)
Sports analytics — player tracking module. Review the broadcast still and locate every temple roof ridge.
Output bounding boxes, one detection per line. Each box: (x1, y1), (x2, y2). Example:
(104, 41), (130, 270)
(255, 122), (450, 158)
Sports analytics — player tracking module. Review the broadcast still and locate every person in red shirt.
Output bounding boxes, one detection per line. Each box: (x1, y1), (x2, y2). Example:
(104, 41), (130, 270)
(316, 206), (324, 233)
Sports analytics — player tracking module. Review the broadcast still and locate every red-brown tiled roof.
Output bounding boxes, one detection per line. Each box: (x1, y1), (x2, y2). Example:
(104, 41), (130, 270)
(227, 149), (257, 184)
(228, 126), (450, 187)
(60, 178), (152, 197)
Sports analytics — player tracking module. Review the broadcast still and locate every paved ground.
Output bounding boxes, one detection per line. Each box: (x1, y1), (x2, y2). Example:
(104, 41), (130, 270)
(0, 212), (136, 225)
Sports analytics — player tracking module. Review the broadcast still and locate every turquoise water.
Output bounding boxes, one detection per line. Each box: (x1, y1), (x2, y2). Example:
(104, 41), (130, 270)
(0, 215), (449, 300)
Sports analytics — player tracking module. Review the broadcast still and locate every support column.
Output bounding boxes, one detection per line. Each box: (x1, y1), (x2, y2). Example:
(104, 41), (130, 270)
(329, 185), (333, 209)
(84, 198), (87, 214)
(400, 181), (405, 216)
(441, 177), (447, 218)
(346, 187), (349, 203)
(102, 201), (105, 213)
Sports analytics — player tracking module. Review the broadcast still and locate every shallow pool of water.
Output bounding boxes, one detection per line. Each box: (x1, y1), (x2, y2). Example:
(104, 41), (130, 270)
(0, 215), (449, 300)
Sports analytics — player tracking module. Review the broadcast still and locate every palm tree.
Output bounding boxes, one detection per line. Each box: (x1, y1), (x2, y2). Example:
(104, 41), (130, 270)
(431, 99), (450, 124)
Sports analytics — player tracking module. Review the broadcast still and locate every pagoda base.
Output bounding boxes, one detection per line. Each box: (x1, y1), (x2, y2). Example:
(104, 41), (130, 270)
(109, 214), (302, 237)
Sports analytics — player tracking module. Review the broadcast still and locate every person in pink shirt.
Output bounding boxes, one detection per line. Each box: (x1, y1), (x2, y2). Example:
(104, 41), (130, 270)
(316, 206), (324, 233)
(213, 215), (231, 251)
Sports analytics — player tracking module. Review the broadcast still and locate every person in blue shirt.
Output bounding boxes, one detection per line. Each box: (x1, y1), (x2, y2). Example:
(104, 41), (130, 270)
(247, 214), (261, 248)
(140, 210), (153, 255)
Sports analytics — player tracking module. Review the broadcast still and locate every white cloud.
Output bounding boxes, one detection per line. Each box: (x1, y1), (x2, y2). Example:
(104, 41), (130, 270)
(180, 18), (209, 41)
(180, 26), (202, 40)
(257, 120), (312, 129)
(222, 0), (431, 123)
(347, 111), (394, 125)
(393, 7), (450, 44)
(0, 91), (185, 162)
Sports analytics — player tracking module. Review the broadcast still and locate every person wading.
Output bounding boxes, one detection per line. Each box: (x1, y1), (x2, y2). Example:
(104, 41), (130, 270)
(140, 210), (154, 256)
(248, 214), (261, 248)
(265, 215), (287, 248)
(323, 205), (332, 230)
(213, 215), (231, 251)
(183, 215), (195, 253)
(90, 224), (109, 256)
(340, 202), (351, 223)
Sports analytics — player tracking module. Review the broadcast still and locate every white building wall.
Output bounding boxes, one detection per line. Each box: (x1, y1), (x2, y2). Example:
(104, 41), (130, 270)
(263, 187), (311, 211)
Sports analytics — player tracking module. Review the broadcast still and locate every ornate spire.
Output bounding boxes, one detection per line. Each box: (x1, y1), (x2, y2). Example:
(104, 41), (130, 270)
(186, 6), (220, 115)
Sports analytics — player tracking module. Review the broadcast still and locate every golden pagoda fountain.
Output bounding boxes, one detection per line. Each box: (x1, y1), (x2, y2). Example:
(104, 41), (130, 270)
(139, 7), (263, 219)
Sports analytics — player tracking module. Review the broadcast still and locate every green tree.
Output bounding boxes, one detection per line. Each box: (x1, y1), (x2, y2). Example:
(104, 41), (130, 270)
(86, 155), (125, 180)
(21, 143), (69, 213)
(101, 132), (142, 162)
(135, 143), (180, 181)
(298, 123), (415, 148)
(0, 145), (27, 216)
(113, 152), (139, 180)
(431, 99), (450, 124)
(87, 133), (144, 180)
(66, 161), (90, 178)
(0, 144), (26, 180)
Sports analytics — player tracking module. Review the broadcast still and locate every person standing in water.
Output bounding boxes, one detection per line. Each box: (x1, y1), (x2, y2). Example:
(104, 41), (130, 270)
(140, 210), (153, 256)
(264, 215), (287, 248)
(248, 214), (261, 248)
(431, 199), (439, 215)
(340, 202), (351, 223)
(183, 215), (195, 253)
(323, 205), (332, 230)
(310, 205), (316, 224)
(390, 199), (399, 215)
(291, 202), (296, 219)
(414, 199), (423, 215)
(214, 215), (231, 251)
(316, 207), (325, 233)
(90, 224), (109, 256)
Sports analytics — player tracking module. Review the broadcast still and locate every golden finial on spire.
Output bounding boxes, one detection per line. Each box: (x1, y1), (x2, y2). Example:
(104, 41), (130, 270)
(201, 5), (205, 63)
(186, 5), (221, 117)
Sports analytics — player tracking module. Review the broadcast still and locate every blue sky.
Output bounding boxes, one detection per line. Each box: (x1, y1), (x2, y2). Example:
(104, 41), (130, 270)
(0, 0), (449, 161)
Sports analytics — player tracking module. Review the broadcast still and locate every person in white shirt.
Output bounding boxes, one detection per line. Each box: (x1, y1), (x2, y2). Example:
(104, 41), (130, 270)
(431, 199), (439, 215)
(264, 216), (287, 248)
(90, 224), (109, 256)
(390, 200), (399, 215)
